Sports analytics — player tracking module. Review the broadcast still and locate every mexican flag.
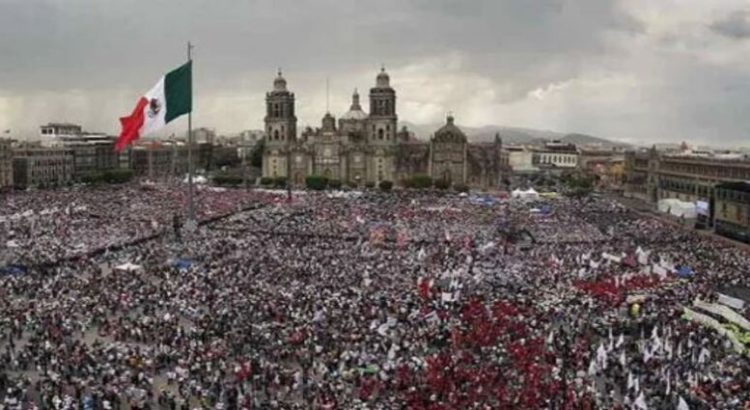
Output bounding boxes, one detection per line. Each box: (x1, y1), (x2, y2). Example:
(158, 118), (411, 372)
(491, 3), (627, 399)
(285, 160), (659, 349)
(115, 61), (192, 151)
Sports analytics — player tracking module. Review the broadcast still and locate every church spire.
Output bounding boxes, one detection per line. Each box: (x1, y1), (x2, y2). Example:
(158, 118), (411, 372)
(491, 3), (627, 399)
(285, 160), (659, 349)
(351, 88), (361, 110)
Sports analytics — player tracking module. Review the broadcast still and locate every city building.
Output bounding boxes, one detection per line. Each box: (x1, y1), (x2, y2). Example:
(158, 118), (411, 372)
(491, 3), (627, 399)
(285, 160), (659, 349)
(261, 68), (505, 188)
(38, 123), (120, 179)
(623, 147), (659, 203)
(656, 153), (750, 203)
(624, 147), (750, 223)
(505, 146), (538, 174)
(129, 140), (189, 179)
(714, 181), (750, 244)
(234, 130), (263, 164)
(0, 138), (13, 190)
(532, 141), (579, 171)
(12, 146), (74, 188)
(579, 149), (626, 189)
(193, 128), (216, 144)
(63, 134), (119, 179)
(40, 123), (83, 140)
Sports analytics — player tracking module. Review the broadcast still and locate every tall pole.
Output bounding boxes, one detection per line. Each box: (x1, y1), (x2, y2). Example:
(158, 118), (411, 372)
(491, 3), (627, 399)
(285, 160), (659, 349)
(187, 42), (196, 230)
(287, 148), (292, 201)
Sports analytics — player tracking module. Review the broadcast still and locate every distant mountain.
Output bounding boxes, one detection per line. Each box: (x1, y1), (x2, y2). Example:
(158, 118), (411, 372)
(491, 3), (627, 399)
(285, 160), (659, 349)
(547, 133), (629, 147)
(400, 121), (629, 147)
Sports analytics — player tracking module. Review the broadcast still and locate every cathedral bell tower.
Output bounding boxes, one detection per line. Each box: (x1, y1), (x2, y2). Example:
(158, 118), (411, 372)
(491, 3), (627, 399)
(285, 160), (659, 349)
(366, 66), (398, 183)
(265, 69), (297, 146)
(368, 66), (397, 145)
(263, 70), (297, 178)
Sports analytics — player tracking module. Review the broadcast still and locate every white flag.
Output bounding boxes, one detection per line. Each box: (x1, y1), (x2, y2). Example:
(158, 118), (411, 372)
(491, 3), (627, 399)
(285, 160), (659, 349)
(698, 347), (710, 364)
(634, 392), (648, 409)
(587, 359), (597, 376)
(677, 396), (689, 410)
(616, 333), (624, 348)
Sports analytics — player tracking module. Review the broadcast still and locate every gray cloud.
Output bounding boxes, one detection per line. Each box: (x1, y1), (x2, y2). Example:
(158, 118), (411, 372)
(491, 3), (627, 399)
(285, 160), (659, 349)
(0, 0), (748, 147)
(710, 10), (750, 40)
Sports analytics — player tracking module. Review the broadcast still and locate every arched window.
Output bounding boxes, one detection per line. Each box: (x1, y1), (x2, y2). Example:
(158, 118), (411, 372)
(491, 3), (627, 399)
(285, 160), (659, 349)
(378, 129), (384, 140)
(273, 104), (280, 117)
(274, 130), (280, 140)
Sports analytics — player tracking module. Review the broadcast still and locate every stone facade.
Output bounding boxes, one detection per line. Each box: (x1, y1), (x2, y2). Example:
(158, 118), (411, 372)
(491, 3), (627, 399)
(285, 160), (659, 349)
(714, 182), (750, 243)
(12, 146), (74, 188)
(0, 138), (12, 190)
(261, 68), (504, 188)
(625, 147), (750, 205)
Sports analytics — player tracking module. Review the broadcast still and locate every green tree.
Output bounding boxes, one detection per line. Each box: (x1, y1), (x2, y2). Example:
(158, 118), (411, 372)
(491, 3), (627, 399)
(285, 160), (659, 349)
(434, 179), (450, 190)
(411, 175), (433, 189)
(213, 173), (243, 186)
(306, 175), (328, 190)
(274, 176), (288, 188)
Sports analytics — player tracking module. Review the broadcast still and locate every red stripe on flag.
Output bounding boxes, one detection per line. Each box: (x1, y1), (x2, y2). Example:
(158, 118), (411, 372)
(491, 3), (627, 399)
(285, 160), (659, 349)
(115, 97), (148, 151)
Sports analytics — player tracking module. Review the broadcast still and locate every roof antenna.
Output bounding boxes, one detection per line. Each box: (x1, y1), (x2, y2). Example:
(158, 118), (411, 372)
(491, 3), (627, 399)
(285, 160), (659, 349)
(326, 76), (330, 113)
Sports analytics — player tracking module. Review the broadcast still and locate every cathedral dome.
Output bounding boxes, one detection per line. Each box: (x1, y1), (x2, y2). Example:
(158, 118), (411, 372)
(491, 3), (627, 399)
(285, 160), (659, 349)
(341, 89), (368, 120)
(433, 113), (467, 143)
(273, 69), (287, 92)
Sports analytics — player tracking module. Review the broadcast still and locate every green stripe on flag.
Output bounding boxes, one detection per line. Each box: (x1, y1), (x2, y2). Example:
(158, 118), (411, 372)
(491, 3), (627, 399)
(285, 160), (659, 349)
(164, 61), (192, 123)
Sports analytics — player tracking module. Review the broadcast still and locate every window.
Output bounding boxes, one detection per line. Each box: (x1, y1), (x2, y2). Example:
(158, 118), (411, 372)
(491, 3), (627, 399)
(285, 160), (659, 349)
(378, 129), (384, 140)
(274, 130), (280, 140)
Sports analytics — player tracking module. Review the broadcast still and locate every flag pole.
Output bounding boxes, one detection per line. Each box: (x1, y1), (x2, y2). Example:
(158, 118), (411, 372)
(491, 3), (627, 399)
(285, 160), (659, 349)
(186, 41), (196, 231)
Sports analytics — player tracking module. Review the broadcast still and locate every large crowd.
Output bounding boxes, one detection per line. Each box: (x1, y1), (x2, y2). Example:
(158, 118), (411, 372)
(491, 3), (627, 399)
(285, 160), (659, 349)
(1, 183), (749, 409)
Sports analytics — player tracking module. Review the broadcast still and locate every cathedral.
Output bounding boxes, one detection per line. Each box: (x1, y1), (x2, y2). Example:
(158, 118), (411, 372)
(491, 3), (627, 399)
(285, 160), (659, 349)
(261, 68), (505, 189)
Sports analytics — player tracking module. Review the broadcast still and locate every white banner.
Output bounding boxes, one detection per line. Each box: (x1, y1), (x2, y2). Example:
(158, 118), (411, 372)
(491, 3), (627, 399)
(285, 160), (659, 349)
(694, 299), (750, 331)
(718, 293), (745, 311)
(602, 252), (623, 263)
(652, 264), (668, 279)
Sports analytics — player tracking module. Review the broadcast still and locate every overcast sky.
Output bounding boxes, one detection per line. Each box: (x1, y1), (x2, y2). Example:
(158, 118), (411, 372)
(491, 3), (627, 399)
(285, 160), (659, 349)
(1, 0), (750, 146)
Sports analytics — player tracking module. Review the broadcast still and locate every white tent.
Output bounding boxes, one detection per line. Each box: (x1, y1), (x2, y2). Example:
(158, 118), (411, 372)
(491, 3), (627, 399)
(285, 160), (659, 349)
(115, 262), (142, 272)
(512, 188), (540, 200)
(658, 198), (697, 219)
(183, 175), (208, 184)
